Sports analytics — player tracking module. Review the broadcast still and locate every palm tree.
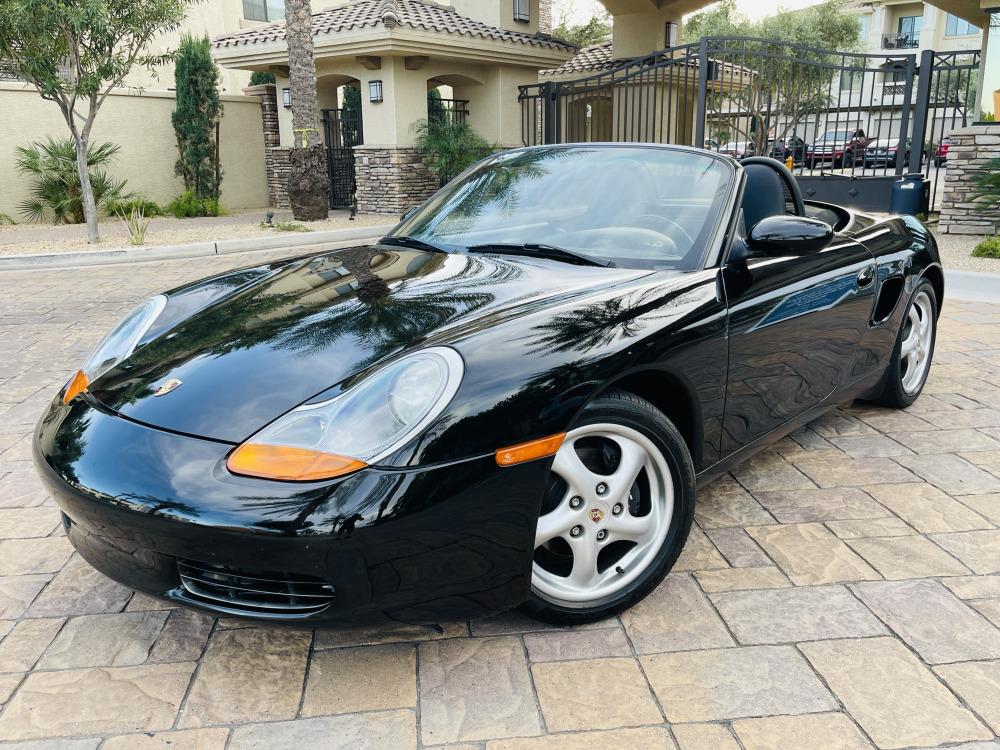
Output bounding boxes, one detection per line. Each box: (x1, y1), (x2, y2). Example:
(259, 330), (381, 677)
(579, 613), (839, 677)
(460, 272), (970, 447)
(284, 0), (329, 220)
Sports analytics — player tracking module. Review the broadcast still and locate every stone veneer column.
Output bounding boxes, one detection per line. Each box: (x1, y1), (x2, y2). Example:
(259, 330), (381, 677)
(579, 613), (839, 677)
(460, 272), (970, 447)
(938, 124), (1000, 235)
(539, 0), (552, 35)
(244, 83), (292, 209)
(353, 145), (438, 216)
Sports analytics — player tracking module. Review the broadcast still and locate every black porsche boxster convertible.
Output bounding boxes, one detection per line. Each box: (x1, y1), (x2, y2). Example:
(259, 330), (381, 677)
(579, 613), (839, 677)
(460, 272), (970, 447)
(34, 145), (941, 627)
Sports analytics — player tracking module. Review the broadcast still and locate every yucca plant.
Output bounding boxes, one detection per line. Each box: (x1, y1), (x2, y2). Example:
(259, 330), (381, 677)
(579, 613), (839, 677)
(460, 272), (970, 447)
(15, 138), (127, 225)
(117, 205), (151, 246)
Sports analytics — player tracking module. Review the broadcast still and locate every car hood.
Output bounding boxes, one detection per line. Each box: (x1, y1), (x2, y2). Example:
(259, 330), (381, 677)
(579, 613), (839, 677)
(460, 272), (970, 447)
(89, 245), (652, 443)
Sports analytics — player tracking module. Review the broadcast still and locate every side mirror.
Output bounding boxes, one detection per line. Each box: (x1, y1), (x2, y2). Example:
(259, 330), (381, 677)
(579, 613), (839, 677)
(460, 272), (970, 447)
(400, 205), (420, 222)
(746, 215), (834, 257)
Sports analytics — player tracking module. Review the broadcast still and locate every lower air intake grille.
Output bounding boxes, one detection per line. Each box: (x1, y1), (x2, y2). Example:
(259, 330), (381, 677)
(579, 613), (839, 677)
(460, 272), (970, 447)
(177, 559), (335, 617)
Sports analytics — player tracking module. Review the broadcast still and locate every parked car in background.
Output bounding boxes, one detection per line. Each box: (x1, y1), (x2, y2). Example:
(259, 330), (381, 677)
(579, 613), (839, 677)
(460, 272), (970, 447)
(934, 137), (951, 167)
(806, 129), (874, 168)
(864, 138), (912, 168)
(768, 135), (806, 166)
(719, 140), (752, 158)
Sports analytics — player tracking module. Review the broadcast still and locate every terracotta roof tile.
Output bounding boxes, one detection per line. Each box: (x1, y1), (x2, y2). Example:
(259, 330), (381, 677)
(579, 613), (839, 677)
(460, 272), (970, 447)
(540, 41), (615, 76)
(212, 0), (576, 52)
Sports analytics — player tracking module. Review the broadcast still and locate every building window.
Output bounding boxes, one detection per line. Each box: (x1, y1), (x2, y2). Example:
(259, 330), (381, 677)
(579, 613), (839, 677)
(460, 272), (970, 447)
(896, 15), (922, 46)
(857, 15), (869, 43)
(945, 13), (979, 36)
(840, 68), (863, 91)
(243, 0), (284, 22)
(513, 0), (530, 23)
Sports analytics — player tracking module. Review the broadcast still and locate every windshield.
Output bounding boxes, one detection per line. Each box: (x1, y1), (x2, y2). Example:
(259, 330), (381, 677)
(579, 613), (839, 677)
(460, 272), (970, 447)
(389, 146), (733, 271)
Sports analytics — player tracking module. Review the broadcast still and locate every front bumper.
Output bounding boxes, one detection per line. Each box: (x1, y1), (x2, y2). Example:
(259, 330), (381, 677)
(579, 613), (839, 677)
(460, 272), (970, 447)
(34, 397), (549, 626)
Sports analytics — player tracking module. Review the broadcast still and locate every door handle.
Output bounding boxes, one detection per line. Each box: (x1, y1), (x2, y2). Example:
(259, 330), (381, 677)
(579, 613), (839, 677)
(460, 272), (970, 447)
(857, 266), (875, 288)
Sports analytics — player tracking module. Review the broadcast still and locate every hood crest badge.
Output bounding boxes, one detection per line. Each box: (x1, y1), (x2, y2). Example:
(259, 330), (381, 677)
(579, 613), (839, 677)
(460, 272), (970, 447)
(153, 378), (183, 397)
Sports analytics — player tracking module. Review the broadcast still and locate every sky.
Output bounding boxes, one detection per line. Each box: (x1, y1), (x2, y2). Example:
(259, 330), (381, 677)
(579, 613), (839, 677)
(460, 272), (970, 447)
(554, 0), (823, 24)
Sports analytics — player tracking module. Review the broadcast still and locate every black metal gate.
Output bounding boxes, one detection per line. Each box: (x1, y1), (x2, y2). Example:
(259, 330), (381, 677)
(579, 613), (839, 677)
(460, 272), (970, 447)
(322, 107), (363, 209)
(520, 36), (979, 213)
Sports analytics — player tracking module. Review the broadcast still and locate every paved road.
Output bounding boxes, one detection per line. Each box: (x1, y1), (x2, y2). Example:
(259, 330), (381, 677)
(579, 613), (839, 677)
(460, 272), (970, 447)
(1, 250), (999, 749)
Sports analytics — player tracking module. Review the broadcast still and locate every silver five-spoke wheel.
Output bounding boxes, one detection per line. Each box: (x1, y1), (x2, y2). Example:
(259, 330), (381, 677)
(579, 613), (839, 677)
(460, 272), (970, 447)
(900, 289), (933, 395)
(531, 422), (674, 607)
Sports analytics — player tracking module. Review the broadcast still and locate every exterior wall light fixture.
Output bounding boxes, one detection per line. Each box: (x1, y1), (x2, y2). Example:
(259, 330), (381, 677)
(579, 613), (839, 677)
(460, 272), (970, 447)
(282, 87), (292, 108)
(369, 79), (384, 103)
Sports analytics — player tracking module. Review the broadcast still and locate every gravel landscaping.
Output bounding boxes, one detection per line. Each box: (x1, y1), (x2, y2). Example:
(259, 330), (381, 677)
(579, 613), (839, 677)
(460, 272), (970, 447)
(0, 209), (391, 256)
(934, 229), (1000, 273)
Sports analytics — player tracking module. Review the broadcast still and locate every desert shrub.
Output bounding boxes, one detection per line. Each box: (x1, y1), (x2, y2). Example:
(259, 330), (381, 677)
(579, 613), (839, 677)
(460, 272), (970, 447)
(0, 213), (15, 225)
(413, 117), (494, 186)
(15, 137), (126, 224)
(261, 220), (311, 232)
(117, 205), (152, 246)
(973, 236), (1000, 258)
(166, 190), (223, 218)
(106, 195), (162, 218)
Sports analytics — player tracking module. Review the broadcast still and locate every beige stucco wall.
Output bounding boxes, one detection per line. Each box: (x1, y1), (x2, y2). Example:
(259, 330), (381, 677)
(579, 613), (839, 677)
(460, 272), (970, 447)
(272, 57), (534, 149)
(0, 84), (268, 219)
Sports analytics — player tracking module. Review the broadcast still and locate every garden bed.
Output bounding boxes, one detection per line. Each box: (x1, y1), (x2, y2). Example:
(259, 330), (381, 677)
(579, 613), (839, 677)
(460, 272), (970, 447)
(0, 209), (389, 256)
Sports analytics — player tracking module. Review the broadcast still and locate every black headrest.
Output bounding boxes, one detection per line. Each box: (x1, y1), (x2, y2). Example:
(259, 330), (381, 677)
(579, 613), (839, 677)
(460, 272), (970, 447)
(741, 164), (787, 232)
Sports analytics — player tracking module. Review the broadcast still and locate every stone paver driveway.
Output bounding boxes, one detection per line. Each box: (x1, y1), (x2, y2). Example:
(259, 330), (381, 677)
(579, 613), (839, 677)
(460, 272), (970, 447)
(1, 251), (1000, 750)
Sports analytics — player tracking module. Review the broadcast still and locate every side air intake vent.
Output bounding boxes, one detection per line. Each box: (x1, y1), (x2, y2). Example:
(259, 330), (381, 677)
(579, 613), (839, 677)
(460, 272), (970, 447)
(177, 559), (334, 617)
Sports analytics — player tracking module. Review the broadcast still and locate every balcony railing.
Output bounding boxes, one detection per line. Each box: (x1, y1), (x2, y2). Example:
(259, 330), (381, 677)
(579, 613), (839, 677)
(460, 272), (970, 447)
(883, 33), (919, 49)
(429, 98), (470, 125)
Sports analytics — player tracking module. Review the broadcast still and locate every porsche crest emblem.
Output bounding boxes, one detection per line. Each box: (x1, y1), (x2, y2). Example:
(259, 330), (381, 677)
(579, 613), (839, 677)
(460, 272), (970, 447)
(153, 379), (183, 397)
(588, 507), (605, 524)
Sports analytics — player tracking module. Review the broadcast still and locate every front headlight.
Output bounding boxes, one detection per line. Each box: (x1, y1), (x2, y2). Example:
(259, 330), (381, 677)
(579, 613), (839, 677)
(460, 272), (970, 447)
(62, 295), (167, 404)
(227, 347), (464, 481)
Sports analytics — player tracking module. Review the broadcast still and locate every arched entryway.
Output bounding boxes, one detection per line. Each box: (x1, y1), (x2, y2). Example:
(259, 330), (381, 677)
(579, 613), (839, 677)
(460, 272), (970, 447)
(318, 75), (363, 208)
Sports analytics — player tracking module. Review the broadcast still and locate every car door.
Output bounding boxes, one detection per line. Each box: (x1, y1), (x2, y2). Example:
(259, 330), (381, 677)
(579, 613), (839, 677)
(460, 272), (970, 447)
(720, 234), (876, 456)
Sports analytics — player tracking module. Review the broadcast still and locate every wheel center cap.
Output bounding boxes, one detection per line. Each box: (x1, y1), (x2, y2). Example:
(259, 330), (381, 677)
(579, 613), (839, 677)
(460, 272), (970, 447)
(588, 504), (608, 524)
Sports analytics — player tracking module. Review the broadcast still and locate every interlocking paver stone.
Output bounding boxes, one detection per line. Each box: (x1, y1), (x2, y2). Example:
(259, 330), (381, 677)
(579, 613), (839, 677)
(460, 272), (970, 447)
(746, 523), (879, 585)
(863, 483), (993, 532)
(227, 710), (417, 750)
(418, 635), (540, 744)
(825, 516), (915, 538)
(935, 660), (1000, 733)
(731, 712), (874, 750)
(854, 580), (1000, 663)
(895, 453), (1000, 495)
(37, 610), (168, 669)
(696, 476), (775, 528)
(671, 723), (741, 750)
(313, 620), (468, 648)
(532, 657), (661, 731)
(693, 566), (790, 593)
(0, 617), (63, 672)
(790, 456), (918, 487)
(641, 645), (837, 722)
(0, 507), (61, 539)
(672, 525), (728, 571)
(731, 453), (814, 492)
(0, 574), (49, 619)
(974, 598), (1000, 627)
(704, 527), (771, 567)
(0, 662), (195, 740)
(523, 626), (631, 662)
(148, 608), (214, 663)
(753, 487), (888, 523)
(711, 585), (887, 644)
(486, 727), (676, 750)
(301, 643), (416, 716)
(943, 574), (1000, 599)
(620, 573), (733, 654)
(0, 537), (72, 576)
(955, 492), (1000, 524)
(101, 728), (231, 750)
(179, 628), (311, 727)
(930, 529), (1000, 574)
(25, 554), (132, 617)
(847, 535), (972, 579)
(801, 637), (991, 749)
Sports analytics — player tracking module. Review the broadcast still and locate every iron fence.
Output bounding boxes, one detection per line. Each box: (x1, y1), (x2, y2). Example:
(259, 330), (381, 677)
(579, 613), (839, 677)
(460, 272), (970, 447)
(429, 97), (470, 125)
(520, 36), (979, 213)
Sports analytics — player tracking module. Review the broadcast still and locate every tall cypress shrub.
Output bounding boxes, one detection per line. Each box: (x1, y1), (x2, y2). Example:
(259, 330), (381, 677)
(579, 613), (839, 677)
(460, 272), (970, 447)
(172, 34), (222, 199)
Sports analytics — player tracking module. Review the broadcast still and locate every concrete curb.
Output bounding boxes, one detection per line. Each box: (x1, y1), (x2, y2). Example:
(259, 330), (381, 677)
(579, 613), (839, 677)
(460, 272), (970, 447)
(945, 269), (1000, 303)
(0, 223), (397, 271)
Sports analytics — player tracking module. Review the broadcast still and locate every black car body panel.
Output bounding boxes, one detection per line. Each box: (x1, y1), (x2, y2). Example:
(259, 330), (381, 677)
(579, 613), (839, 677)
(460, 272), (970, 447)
(34, 145), (943, 626)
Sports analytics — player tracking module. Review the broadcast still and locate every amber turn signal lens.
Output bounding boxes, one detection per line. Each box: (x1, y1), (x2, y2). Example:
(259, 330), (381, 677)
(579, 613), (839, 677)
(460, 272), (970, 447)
(226, 443), (366, 482)
(495, 433), (565, 467)
(63, 370), (90, 405)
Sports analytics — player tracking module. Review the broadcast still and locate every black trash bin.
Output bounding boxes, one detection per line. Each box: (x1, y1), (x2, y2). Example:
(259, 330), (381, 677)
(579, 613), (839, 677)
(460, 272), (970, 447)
(890, 173), (930, 216)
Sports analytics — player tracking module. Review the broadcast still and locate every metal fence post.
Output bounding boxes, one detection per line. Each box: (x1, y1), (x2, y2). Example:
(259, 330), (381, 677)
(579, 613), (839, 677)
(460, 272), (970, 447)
(894, 54), (916, 177)
(695, 37), (709, 148)
(909, 49), (935, 175)
(542, 81), (558, 145)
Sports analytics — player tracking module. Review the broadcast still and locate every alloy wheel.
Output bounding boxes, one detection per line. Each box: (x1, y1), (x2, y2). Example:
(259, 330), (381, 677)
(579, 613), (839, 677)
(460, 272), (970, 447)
(900, 289), (934, 394)
(531, 422), (674, 607)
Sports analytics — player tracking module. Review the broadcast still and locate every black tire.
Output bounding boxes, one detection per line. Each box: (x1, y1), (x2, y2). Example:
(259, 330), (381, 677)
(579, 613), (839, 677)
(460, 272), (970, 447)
(873, 279), (938, 408)
(519, 389), (696, 625)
